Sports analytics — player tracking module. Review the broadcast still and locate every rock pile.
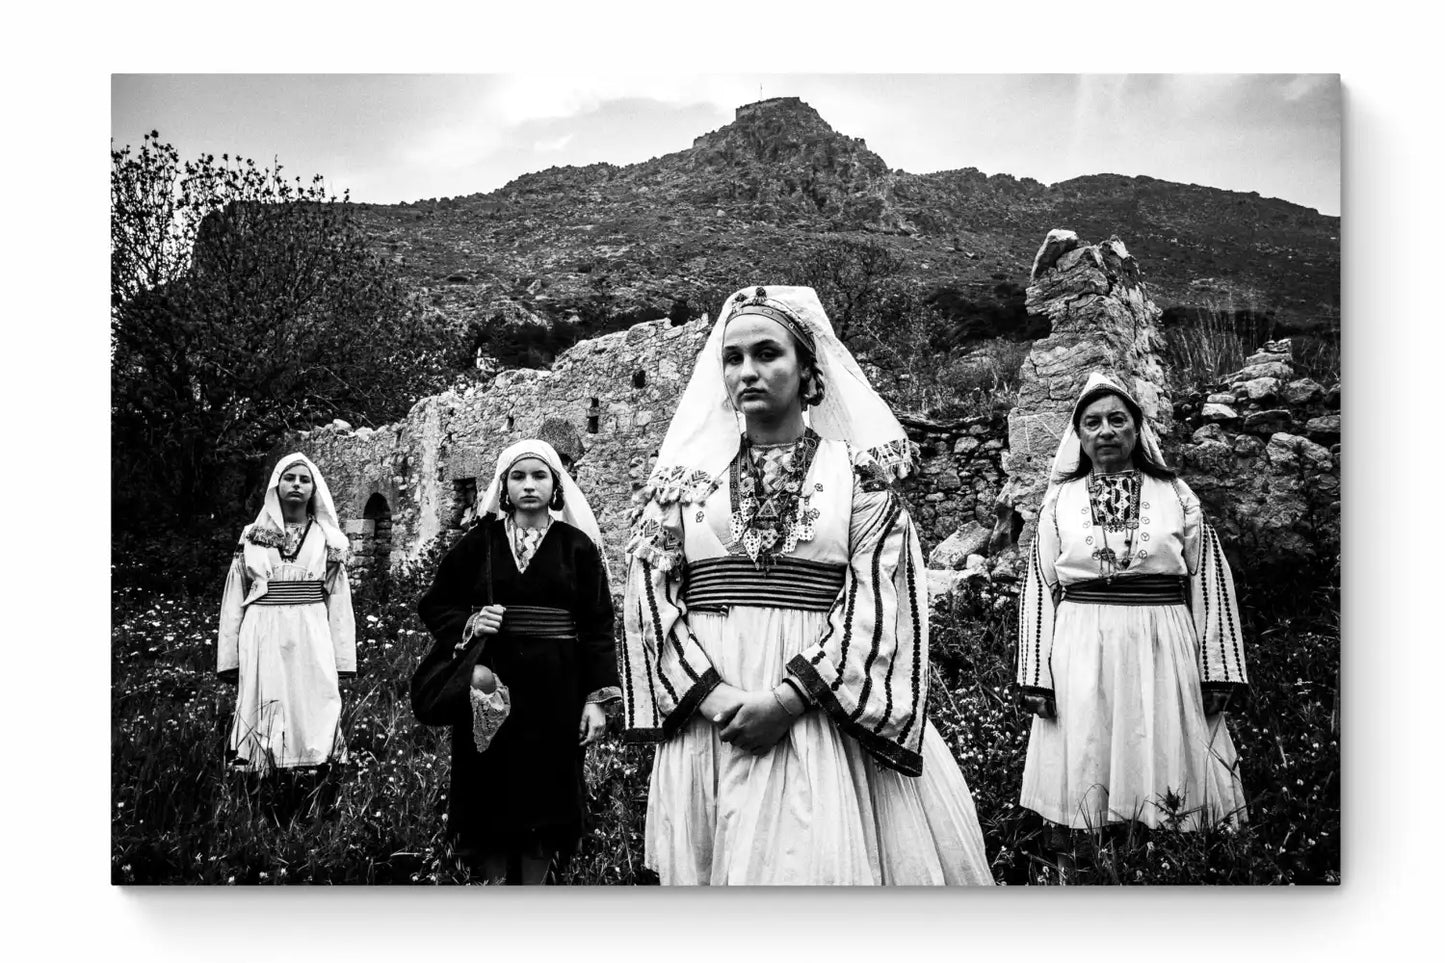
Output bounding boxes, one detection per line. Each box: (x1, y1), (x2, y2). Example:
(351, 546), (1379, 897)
(1170, 340), (1341, 560)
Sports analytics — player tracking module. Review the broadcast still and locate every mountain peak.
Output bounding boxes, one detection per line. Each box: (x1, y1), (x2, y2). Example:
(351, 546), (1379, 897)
(733, 96), (827, 125)
(690, 96), (879, 165)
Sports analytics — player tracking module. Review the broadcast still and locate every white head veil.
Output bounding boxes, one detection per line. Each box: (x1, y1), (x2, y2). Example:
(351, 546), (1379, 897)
(238, 453), (349, 606)
(1046, 372), (1170, 495)
(478, 438), (603, 547)
(244, 452), (349, 553)
(648, 284), (912, 493)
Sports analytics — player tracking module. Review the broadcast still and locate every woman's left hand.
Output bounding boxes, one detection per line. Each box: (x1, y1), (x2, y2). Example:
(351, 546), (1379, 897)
(579, 703), (608, 746)
(718, 692), (792, 755)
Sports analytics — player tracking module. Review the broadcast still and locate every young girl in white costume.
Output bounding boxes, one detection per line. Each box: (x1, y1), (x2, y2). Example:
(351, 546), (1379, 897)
(218, 453), (356, 775)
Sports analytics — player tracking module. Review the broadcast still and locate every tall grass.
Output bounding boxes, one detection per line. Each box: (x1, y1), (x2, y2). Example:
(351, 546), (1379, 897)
(1164, 296), (1341, 393)
(113, 537), (1338, 885)
(1164, 301), (1256, 392)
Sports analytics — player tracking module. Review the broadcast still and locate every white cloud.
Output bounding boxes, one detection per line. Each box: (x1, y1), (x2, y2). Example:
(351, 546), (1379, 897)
(396, 75), (748, 172)
(487, 74), (750, 125)
(533, 133), (575, 152)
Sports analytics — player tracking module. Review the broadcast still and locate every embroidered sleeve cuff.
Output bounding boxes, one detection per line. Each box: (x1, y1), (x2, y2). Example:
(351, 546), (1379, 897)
(662, 668), (722, 740)
(785, 655), (922, 777)
(621, 668), (722, 744)
(585, 685), (623, 705)
(1201, 681), (1248, 692)
(1201, 681), (1247, 708)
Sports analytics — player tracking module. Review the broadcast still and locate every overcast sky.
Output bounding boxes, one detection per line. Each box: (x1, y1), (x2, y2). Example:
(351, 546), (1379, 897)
(113, 74), (1339, 216)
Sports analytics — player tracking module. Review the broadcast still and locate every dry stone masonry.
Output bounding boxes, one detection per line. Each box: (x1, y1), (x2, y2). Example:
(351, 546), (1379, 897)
(303, 315), (711, 581)
(1170, 340), (1341, 561)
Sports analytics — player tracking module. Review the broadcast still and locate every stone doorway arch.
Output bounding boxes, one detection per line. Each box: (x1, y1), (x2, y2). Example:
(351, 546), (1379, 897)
(350, 492), (394, 583)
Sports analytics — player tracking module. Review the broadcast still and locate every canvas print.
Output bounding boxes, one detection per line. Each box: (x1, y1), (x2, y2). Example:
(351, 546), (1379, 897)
(111, 74), (1340, 885)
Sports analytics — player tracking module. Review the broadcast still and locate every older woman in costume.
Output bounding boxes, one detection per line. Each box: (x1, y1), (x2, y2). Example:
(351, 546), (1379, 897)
(413, 440), (621, 885)
(218, 453), (355, 775)
(621, 285), (993, 885)
(1016, 373), (1249, 833)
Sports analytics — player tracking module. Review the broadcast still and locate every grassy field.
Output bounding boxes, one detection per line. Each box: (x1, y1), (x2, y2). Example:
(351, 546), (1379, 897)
(111, 538), (1338, 886)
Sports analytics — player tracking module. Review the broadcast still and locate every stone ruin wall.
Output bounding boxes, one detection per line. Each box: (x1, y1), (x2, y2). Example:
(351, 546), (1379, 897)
(1168, 342), (1341, 560)
(305, 228), (1339, 592)
(304, 315), (1008, 583)
(303, 316), (710, 583)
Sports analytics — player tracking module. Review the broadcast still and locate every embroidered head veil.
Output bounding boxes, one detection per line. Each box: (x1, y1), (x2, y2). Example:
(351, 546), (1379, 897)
(647, 285), (912, 498)
(1046, 372), (1170, 495)
(478, 439), (603, 547)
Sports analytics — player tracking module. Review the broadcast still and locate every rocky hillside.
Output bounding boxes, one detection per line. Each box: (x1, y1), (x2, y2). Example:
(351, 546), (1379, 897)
(351, 97), (1339, 362)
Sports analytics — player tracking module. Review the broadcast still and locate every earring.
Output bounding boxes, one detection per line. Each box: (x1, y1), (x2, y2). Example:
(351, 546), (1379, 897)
(499, 489), (514, 512)
(550, 487), (565, 511)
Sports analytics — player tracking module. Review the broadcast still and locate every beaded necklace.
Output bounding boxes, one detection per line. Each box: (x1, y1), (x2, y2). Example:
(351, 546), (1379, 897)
(729, 429), (821, 570)
(1086, 470), (1140, 581)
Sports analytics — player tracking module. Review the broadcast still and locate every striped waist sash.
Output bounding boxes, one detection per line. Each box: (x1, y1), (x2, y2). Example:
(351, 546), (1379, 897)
(501, 605), (578, 638)
(253, 580), (326, 606)
(1061, 574), (1187, 606)
(682, 556), (848, 613)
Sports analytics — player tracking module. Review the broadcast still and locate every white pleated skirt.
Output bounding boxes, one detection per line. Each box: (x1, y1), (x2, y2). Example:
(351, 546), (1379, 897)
(228, 578), (345, 773)
(645, 605), (994, 885)
(1019, 600), (1247, 830)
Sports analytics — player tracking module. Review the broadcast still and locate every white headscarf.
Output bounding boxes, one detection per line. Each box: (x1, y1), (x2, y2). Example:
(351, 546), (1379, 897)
(1046, 372), (1170, 496)
(239, 453), (349, 604)
(648, 284), (912, 493)
(478, 438), (603, 547)
(243, 453), (349, 552)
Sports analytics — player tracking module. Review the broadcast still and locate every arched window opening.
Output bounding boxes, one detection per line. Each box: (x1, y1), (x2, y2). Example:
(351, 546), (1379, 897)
(352, 492), (394, 594)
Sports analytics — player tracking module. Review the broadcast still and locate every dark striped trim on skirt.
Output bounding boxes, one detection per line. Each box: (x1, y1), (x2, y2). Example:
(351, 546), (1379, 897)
(252, 580), (326, 606)
(1061, 574), (1187, 606)
(682, 556), (847, 613)
(501, 605), (578, 638)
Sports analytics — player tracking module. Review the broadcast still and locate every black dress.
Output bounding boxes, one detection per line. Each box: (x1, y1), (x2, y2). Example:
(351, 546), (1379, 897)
(412, 518), (619, 860)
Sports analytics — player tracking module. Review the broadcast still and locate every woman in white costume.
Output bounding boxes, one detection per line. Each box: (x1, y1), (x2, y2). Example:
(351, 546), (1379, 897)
(1017, 373), (1249, 832)
(621, 285), (994, 885)
(217, 453), (356, 775)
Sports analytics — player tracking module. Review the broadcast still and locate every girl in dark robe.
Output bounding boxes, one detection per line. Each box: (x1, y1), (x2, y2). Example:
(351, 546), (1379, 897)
(412, 439), (621, 884)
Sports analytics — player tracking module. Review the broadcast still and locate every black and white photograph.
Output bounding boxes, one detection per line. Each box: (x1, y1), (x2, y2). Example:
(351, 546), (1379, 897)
(107, 72), (1343, 888)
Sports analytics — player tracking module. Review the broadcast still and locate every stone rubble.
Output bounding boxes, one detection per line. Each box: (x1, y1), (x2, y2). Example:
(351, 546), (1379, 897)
(1170, 338), (1341, 559)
